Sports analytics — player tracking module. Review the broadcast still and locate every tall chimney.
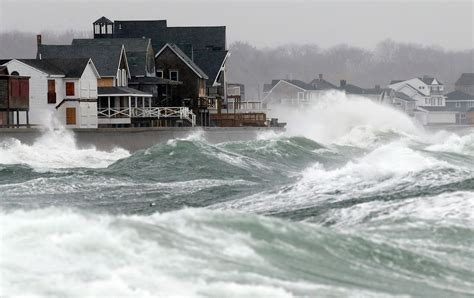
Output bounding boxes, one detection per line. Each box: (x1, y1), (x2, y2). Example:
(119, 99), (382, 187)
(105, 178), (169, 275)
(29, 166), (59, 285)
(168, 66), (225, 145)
(319, 73), (323, 80)
(36, 34), (42, 46)
(340, 80), (347, 88)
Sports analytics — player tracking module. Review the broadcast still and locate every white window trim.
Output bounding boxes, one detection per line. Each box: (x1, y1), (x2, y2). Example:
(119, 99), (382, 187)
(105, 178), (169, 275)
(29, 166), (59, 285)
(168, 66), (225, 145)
(169, 70), (179, 81)
(156, 69), (164, 78)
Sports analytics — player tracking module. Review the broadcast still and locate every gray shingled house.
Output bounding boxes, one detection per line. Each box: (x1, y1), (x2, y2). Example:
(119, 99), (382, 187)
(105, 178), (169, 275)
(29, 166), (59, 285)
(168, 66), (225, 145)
(92, 16), (230, 105)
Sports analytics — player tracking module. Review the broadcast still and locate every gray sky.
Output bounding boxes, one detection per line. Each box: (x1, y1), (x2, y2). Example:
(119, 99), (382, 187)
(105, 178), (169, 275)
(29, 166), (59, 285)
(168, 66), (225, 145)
(0, 0), (473, 50)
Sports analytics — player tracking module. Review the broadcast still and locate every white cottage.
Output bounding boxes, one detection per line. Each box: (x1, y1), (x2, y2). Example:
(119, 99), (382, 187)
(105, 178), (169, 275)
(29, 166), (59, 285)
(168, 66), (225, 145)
(2, 58), (100, 128)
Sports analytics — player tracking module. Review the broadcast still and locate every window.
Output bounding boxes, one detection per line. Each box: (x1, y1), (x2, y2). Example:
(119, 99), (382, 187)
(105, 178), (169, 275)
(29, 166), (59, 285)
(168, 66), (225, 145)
(455, 102), (461, 108)
(11, 71), (19, 76)
(66, 107), (76, 125)
(438, 98), (442, 106)
(169, 70), (179, 81)
(48, 80), (56, 103)
(425, 98), (429, 105)
(156, 70), (163, 78)
(66, 82), (75, 96)
(121, 69), (127, 86)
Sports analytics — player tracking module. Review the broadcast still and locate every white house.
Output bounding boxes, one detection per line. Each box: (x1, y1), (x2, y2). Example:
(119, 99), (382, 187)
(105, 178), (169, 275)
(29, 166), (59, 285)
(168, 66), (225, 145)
(2, 58), (101, 128)
(262, 79), (325, 106)
(388, 76), (446, 107)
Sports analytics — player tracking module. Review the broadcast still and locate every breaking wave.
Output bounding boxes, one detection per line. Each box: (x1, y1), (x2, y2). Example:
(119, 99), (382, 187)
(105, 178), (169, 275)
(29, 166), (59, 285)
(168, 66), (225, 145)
(1, 92), (474, 296)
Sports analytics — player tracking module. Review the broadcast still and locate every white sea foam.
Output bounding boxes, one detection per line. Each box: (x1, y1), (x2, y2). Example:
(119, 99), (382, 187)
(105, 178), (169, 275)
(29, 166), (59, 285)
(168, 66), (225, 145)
(213, 140), (470, 214)
(270, 90), (423, 146)
(0, 208), (341, 297)
(0, 128), (129, 169)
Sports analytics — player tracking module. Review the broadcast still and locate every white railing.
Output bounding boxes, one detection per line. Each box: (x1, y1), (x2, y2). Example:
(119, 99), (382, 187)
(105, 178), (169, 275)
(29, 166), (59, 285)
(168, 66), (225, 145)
(98, 107), (196, 126)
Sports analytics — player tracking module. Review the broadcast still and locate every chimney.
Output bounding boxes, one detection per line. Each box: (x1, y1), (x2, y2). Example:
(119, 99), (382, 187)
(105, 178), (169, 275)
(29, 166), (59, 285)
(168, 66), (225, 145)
(319, 73), (323, 80)
(340, 80), (346, 88)
(36, 34), (42, 46)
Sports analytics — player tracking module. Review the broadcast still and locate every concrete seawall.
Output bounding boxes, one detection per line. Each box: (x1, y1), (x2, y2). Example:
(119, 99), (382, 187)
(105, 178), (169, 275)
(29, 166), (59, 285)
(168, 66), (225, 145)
(0, 127), (285, 152)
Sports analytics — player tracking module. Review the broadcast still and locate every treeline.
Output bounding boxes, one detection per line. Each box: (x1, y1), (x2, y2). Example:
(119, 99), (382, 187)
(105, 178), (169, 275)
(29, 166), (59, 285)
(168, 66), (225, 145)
(227, 40), (474, 99)
(1, 31), (472, 99)
(0, 30), (91, 59)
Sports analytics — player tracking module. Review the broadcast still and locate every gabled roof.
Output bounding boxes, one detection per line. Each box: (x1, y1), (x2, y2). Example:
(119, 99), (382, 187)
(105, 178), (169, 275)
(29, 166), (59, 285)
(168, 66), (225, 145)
(156, 43), (208, 79)
(193, 49), (228, 86)
(13, 58), (93, 77)
(94, 16), (113, 25)
(445, 90), (474, 101)
(72, 38), (151, 76)
(308, 78), (337, 90)
(455, 73), (474, 86)
(394, 91), (416, 102)
(38, 44), (124, 77)
(419, 76), (443, 85)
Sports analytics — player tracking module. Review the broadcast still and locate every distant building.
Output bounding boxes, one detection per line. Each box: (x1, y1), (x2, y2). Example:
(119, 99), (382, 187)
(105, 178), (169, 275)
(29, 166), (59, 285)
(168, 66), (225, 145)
(338, 80), (381, 101)
(380, 88), (416, 116)
(455, 73), (474, 96)
(387, 76), (446, 107)
(2, 58), (100, 128)
(227, 83), (245, 101)
(309, 74), (337, 90)
(262, 79), (322, 105)
(445, 90), (474, 124)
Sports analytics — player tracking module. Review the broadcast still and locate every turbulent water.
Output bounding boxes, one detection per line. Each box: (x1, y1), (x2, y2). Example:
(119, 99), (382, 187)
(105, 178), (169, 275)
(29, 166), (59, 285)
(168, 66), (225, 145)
(1, 92), (474, 297)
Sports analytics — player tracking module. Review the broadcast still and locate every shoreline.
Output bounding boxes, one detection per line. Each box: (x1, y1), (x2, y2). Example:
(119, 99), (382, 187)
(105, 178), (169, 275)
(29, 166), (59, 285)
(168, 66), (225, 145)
(0, 126), (285, 152)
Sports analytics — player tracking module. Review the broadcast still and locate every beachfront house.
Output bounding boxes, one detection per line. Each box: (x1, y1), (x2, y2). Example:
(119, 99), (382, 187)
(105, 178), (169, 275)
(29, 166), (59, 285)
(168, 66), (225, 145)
(262, 79), (324, 106)
(1, 58), (100, 128)
(0, 66), (30, 127)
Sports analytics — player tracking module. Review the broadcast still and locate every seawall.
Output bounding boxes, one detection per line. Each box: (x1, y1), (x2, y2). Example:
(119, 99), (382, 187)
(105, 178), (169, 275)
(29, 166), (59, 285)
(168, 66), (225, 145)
(0, 127), (284, 152)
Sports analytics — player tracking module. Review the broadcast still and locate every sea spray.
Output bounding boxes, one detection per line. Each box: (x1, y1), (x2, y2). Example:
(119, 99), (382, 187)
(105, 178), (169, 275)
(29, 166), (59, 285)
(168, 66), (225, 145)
(1, 93), (474, 297)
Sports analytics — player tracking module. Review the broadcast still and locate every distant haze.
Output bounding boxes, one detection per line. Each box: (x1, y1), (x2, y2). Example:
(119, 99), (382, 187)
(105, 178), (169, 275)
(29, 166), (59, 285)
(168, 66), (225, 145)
(0, 0), (473, 50)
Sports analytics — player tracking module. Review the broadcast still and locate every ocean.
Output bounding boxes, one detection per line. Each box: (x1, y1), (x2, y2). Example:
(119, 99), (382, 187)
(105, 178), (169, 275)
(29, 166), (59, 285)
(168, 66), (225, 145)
(1, 92), (473, 297)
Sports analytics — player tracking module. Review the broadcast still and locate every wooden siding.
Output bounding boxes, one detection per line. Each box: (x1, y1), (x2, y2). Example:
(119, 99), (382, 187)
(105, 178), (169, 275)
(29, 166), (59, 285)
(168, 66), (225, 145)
(66, 107), (76, 125)
(66, 82), (75, 96)
(98, 78), (114, 87)
(155, 47), (201, 100)
(47, 80), (56, 103)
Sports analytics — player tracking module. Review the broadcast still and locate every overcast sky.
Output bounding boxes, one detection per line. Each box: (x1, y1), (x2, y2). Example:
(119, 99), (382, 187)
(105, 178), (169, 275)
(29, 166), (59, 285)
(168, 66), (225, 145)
(0, 0), (472, 50)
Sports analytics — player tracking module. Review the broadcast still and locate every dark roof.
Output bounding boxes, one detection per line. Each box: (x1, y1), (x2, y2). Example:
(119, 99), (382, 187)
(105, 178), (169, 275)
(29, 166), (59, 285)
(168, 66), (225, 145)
(72, 38), (149, 52)
(129, 76), (182, 85)
(112, 19), (226, 51)
(0, 66), (8, 75)
(98, 86), (151, 96)
(193, 49), (228, 86)
(16, 59), (91, 77)
(390, 80), (404, 84)
(72, 38), (151, 77)
(445, 90), (474, 101)
(38, 44), (123, 77)
(94, 16), (113, 25)
(419, 76), (443, 85)
(156, 44), (208, 79)
(282, 80), (317, 90)
(0, 59), (12, 65)
(455, 73), (474, 86)
(308, 77), (337, 90)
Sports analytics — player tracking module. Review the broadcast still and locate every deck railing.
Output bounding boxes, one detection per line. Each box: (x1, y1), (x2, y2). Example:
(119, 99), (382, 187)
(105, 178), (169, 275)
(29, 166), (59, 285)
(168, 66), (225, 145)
(98, 107), (196, 126)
